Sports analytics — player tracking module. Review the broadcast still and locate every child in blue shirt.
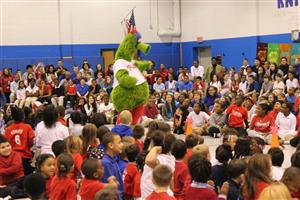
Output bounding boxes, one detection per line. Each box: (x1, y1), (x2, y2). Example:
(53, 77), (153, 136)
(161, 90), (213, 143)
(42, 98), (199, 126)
(101, 133), (124, 199)
(112, 110), (132, 137)
(286, 87), (297, 114)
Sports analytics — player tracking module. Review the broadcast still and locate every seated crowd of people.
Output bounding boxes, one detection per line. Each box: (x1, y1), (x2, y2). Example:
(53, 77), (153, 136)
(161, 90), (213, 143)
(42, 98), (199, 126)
(0, 56), (300, 200)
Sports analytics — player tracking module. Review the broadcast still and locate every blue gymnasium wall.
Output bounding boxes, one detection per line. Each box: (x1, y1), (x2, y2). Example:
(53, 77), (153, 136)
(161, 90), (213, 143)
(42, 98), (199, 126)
(0, 42), (180, 72)
(0, 33), (292, 72)
(181, 33), (292, 70)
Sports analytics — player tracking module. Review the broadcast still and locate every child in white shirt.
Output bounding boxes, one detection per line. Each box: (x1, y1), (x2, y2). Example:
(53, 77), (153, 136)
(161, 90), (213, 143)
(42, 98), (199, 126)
(268, 147), (284, 181)
(141, 132), (175, 199)
(209, 74), (221, 92)
(273, 74), (285, 95)
(188, 103), (210, 127)
(275, 103), (297, 141)
(153, 77), (165, 93)
(286, 71), (299, 90)
(15, 80), (27, 108)
(98, 94), (115, 124)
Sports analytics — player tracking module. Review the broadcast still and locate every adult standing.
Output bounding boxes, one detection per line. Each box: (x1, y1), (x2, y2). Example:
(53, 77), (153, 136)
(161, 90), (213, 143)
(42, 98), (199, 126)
(190, 60), (204, 80)
(159, 64), (169, 83)
(56, 59), (68, 79)
(204, 57), (222, 84)
(278, 57), (290, 76)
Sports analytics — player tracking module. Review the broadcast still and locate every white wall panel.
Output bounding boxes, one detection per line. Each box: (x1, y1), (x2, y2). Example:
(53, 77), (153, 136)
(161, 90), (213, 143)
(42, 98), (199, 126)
(1, 0), (179, 45)
(181, 0), (258, 41)
(258, 0), (300, 35)
(1, 0), (299, 45)
(2, 1), (60, 45)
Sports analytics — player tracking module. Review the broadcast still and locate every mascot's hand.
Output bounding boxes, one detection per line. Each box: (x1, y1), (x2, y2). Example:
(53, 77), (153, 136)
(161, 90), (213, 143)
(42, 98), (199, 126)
(135, 60), (152, 72)
(116, 69), (137, 89)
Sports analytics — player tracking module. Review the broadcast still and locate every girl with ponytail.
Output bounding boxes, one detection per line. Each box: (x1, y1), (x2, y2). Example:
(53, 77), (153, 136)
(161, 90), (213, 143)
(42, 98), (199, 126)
(248, 102), (274, 144)
(49, 153), (76, 200)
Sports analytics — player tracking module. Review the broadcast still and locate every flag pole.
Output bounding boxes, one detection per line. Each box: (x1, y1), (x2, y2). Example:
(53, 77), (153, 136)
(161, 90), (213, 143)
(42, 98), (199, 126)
(120, 6), (136, 36)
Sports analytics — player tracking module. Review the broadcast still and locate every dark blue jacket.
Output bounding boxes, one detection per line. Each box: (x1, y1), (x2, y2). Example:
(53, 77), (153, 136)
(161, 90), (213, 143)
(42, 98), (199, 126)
(227, 179), (241, 200)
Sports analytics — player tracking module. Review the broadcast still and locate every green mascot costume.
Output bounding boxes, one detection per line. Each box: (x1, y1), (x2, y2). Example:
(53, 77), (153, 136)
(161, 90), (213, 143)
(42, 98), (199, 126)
(111, 30), (151, 125)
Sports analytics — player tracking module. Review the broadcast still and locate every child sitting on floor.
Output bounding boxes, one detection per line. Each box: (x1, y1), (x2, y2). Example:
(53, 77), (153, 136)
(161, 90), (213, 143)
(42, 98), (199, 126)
(187, 103), (210, 134)
(0, 135), (25, 198)
(23, 173), (46, 200)
(79, 158), (117, 200)
(118, 136), (135, 174)
(145, 164), (176, 200)
(268, 147), (284, 181)
(281, 167), (300, 199)
(185, 154), (229, 200)
(172, 139), (190, 200)
(35, 154), (55, 198)
(124, 144), (142, 200)
(227, 159), (247, 200)
(132, 125), (145, 152)
(211, 144), (232, 188)
(65, 136), (83, 183)
(183, 134), (203, 164)
(49, 153), (77, 200)
(192, 144), (211, 161)
(112, 110), (133, 137)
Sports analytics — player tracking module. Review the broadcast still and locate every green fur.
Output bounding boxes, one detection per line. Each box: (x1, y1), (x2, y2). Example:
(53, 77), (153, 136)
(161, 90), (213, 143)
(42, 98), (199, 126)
(111, 82), (149, 112)
(111, 33), (151, 112)
(116, 69), (137, 89)
(115, 34), (138, 62)
(135, 60), (152, 72)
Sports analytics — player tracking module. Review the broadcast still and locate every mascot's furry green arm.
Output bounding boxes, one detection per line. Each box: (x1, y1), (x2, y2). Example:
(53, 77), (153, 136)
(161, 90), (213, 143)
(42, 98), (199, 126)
(111, 32), (151, 125)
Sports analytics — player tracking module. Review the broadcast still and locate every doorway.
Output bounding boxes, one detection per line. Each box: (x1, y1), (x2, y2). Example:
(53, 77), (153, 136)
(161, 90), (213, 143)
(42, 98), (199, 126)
(197, 47), (212, 72)
(101, 49), (116, 76)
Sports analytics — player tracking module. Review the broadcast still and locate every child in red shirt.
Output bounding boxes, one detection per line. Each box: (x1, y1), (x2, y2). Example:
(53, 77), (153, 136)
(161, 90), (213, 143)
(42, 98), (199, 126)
(248, 102), (274, 144)
(172, 140), (191, 200)
(132, 125), (145, 152)
(4, 106), (35, 175)
(35, 154), (55, 198)
(0, 135), (24, 186)
(49, 153), (77, 200)
(242, 154), (272, 200)
(37, 79), (52, 104)
(226, 95), (248, 136)
(65, 79), (77, 109)
(268, 100), (283, 122)
(124, 144), (142, 199)
(185, 154), (228, 200)
(183, 134), (203, 165)
(56, 106), (67, 126)
(79, 158), (117, 200)
(193, 77), (205, 92)
(65, 136), (83, 183)
(146, 165), (176, 200)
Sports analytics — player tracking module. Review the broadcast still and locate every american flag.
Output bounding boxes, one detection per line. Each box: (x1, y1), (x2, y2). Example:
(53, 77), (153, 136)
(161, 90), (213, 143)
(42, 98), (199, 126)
(127, 10), (136, 33)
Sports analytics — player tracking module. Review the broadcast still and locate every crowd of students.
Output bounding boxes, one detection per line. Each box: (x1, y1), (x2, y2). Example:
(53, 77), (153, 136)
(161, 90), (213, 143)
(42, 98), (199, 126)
(0, 56), (300, 200)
